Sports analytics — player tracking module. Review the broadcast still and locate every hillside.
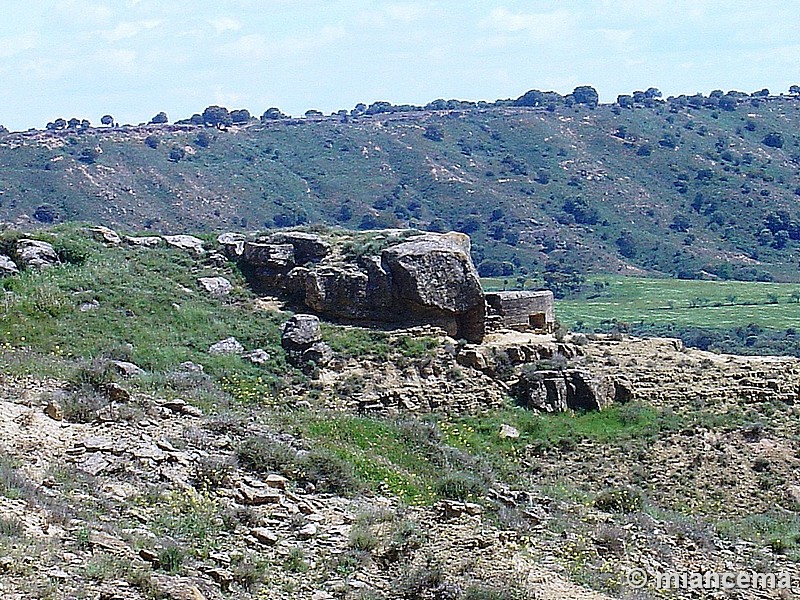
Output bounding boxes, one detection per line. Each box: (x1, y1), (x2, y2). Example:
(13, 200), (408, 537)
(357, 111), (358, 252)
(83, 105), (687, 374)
(3, 89), (800, 285)
(3, 226), (800, 599)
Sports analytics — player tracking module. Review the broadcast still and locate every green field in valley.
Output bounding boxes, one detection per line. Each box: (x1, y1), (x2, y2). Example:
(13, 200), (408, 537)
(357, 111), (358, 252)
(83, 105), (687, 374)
(486, 276), (800, 331)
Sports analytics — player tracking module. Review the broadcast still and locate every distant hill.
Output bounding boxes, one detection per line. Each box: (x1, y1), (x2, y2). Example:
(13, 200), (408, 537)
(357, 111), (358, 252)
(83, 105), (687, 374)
(3, 88), (800, 285)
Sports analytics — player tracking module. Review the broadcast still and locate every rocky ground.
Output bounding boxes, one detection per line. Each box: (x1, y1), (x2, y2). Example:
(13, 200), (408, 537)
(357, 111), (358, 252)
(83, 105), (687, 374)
(1, 225), (799, 599)
(2, 332), (800, 599)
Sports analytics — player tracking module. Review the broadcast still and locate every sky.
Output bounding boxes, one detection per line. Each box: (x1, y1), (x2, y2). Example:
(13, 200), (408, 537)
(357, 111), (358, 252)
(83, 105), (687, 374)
(2, 0), (800, 131)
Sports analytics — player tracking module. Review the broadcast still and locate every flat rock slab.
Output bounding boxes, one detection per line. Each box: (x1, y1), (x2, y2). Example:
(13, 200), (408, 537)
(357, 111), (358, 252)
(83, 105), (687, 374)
(163, 235), (205, 256)
(238, 485), (281, 505)
(78, 454), (111, 476)
(124, 235), (163, 248)
(0, 254), (19, 277)
(197, 276), (232, 297)
(88, 226), (121, 246)
(80, 436), (117, 452)
(209, 337), (244, 356)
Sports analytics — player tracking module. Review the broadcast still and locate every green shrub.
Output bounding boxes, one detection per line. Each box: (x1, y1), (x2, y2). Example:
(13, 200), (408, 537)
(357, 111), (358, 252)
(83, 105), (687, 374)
(61, 389), (108, 423)
(237, 436), (299, 478)
(158, 545), (185, 573)
(52, 235), (98, 265)
(394, 555), (446, 599)
(283, 547), (308, 573)
(300, 448), (361, 495)
(231, 555), (270, 590)
(383, 517), (426, 563)
(433, 471), (487, 501)
(463, 586), (526, 600)
(593, 487), (644, 513)
(349, 523), (379, 552)
(0, 516), (23, 538)
(192, 456), (235, 490)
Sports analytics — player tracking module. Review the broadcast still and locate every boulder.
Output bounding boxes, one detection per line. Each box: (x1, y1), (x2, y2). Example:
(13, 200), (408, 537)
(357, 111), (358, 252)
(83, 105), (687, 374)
(124, 235), (162, 248)
(88, 226), (121, 246)
(499, 423), (520, 439)
(0, 254), (19, 277)
(163, 235), (205, 256)
(302, 266), (372, 319)
(208, 337), (245, 356)
(109, 360), (145, 378)
(242, 349), (270, 365)
(281, 314), (323, 350)
(238, 230), (487, 342)
(267, 231), (330, 263)
(16, 239), (60, 269)
(301, 341), (333, 366)
(381, 232), (485, 341)
(197, 276), (233, 297)
(251, 527), (278, 546)
(281, 315), (332, 368)
(241, 242), (294, 269)
(217, 232), (246, 258)
(512, 369), (632, 412)
(457, 345), (491, 370)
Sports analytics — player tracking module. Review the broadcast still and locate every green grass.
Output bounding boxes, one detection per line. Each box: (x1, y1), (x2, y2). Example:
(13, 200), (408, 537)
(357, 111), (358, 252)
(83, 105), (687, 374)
(295, 403), (682, 504)
(0, 226), (294, 398)
(718, 512), (800, 560)
(440, 402), (680, 462)
(555, 276), (800, 330)
(323, 325), (439, 361)
(303, 415), (443, 503)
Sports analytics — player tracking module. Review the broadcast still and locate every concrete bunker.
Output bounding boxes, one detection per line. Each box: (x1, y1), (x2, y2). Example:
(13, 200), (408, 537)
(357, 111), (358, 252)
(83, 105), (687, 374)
(485, 290), (556, 333)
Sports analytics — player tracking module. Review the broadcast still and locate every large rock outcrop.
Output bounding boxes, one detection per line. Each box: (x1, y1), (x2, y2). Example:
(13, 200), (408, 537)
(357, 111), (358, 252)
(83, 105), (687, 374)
(512, 369), (633, 412)
(237, 230), (486, 341)
(16, 239), (60, 270)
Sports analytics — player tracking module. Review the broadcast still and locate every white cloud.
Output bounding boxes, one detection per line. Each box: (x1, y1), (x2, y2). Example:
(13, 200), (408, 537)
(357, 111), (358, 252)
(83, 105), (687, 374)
(599, 28), (634, 45)
(219, 26), (346, 63)
(385, 4), (427, 23)
(0, 32), (40, 60)
(98, 48), (138, 70)
(100, 20), (161, 42)
(209, 17), (242, 36)
(483, 7), (573, 42)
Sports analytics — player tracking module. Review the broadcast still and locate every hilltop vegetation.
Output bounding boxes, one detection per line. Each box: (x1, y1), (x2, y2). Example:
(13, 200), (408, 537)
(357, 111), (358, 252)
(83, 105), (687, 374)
(3, 85), (800, 287)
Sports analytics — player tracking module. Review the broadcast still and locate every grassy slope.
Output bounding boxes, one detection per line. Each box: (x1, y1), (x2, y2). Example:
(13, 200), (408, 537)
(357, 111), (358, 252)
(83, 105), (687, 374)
(3, 95), (800, 280)
(4, 227), (800, 598)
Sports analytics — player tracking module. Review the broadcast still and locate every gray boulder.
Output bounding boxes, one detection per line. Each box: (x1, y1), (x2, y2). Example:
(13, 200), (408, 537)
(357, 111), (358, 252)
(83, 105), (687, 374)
(267, 231), (330, 264)
(513, 370), (632, 412)
(163, 235), (205, 256)
(110, 360), (145, 378)
(242, 242), (295, 269)
(16, 239), (60, 270)
(218, 232), (246, 258)
(238, 230), (487, 342)
(381, 232), (485, 341)
(124, 235), (162, 248)
(0, 254), (19, 277)
(281, 314), (323, 350)
(198, 276), (233, 297)
(242, 349), (270, 365)
(303, 267), (372, 319)
(209, 337), (245, 356)
(281, 315), (331, 368)
(88, 226), (121, 246)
